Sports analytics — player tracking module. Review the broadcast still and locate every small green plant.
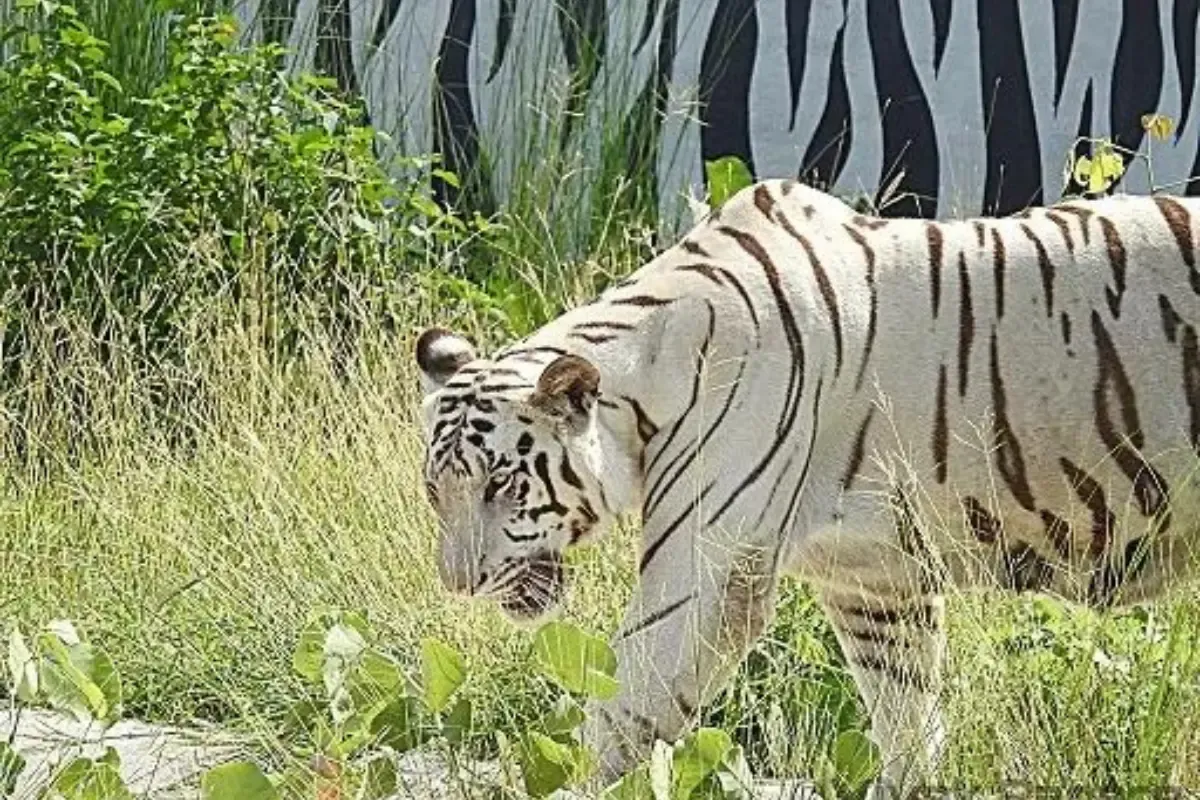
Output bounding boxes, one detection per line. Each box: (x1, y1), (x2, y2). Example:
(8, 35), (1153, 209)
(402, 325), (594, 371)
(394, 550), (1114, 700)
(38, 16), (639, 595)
(506, 621), (618, 797)
(5, 620), (133, 797)
(43, 748), (134, 800)
(703, 155), (755, 210)
(603, 728), (755, 800)
(253, 609), (472, 799)
(201, 761), (280, 800)
(1062, 111), (1179, 199)
(9, 620), (123, 724)
(197, 612), (622, 798)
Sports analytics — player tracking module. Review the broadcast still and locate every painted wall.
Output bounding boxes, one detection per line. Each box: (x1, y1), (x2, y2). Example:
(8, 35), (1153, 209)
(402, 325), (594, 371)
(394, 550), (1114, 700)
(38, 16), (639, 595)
(234, 0), (1200, 224)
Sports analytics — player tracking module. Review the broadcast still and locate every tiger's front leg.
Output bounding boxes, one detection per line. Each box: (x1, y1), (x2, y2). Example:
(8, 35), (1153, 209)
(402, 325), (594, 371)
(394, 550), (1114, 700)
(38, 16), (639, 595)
(581, 541), (781, 783)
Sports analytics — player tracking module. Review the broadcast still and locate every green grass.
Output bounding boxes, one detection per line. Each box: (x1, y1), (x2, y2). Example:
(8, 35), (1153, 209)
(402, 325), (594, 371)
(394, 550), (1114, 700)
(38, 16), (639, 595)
(2, 301), (1200, 794)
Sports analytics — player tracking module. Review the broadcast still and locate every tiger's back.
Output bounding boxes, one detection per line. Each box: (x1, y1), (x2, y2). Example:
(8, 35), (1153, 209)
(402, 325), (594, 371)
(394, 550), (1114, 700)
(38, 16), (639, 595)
(550, 179), (1200, 608)
(759, 188), (1200, 608)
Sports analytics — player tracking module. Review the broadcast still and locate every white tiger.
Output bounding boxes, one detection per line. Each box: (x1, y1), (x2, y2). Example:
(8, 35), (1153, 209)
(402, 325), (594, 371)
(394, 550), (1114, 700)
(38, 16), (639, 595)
(415, 179), (1200, 795)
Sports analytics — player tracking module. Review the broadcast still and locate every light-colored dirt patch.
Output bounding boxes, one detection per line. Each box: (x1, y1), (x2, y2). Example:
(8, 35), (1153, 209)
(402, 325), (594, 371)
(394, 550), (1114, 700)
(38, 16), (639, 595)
(0, 709), (823, 799)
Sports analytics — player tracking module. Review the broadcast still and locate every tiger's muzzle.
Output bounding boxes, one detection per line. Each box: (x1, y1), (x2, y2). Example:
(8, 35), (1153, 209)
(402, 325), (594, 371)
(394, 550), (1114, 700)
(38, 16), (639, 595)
(497, 550), (566, 621)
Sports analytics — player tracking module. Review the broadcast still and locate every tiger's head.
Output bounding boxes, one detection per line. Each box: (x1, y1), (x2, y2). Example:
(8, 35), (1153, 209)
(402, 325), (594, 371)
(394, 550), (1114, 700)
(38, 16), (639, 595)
(414, 327), (617, 624)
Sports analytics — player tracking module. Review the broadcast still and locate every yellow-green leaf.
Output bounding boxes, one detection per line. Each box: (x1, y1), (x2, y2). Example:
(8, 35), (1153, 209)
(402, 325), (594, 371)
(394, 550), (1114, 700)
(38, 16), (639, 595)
(420, 638), (466, 713)
(200, 762), (278, 800)
(1142, 112), (1175, 140)
(532, 622), (618, 700)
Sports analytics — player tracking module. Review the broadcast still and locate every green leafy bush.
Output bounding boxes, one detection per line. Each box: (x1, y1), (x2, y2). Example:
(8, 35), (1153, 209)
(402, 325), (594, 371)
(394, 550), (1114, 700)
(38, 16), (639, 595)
(0, 1), (489, 460)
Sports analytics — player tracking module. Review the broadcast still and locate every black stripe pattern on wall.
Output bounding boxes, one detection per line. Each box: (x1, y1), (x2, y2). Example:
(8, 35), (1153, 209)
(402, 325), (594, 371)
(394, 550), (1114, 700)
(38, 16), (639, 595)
(241, 0), (1200, 224)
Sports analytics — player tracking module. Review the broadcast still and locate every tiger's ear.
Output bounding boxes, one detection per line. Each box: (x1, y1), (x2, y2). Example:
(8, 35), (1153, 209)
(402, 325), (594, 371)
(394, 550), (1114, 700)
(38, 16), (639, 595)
(529, 354), (600, 432)
(415, 327), (476, 394)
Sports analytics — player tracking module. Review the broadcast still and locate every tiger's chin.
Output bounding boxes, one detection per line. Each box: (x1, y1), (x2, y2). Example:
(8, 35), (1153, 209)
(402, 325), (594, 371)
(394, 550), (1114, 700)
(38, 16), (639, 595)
(496, 551), (566, 627)
(498, 592), (565, 628)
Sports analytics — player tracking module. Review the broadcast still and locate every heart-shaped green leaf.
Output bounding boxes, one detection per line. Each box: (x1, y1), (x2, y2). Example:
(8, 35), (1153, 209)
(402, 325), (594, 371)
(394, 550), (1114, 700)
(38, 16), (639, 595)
(831, 729), (881, 793)
(200, 761), (278, 800)
(37, 625), (121, 723)
(49, 749), (133, 800)
(518, 732), (594, 798)
(420, 638), (466, 713)
(442, 695), (473, 745)
(542, 694), (586, 740)
(532, 622), (619, 700)
(672, 728), (734, 797)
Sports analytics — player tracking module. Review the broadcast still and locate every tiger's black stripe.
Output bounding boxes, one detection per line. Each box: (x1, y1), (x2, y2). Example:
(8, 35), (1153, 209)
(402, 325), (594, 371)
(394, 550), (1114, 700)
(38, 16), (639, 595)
(850, 653), (931, 692)
(991, 228), (1007, 318)
(926, 223), (944, 318)
(840, 407), (875, 491)
(990, 332), (1036, 511)
(962, 496), (1002, 544)
(612, 294), (674, 307)
(1099, 217), (1127, 317)
(1039, 509), (1073, 560)
(644, 358), (748, 520)
(639, 479), (718, 572)
(841, 625), (899, 647)
(622, 395), (660, 444)
(1002, 541), (1053, 592)
(1160, 294), (1183, 343)
(639, 305), (720, 572)
(700, 227), (807, 531)
(559, 451), (584, 489)
(1019, 222), (1055, 318)
(1182, 324), (1200, 451)
(1089, 536), (1154, 607)
(957, 252), (974, 397)
(773, 376), (826, 534)
(1154, 196), (1199, 293)
(569, 332), (618, 345)
(933, 364), (949, 483)
(615, 592), (697, 642)
(1055, 204), (1094, 246)
(841, 601), (938, 630)
(644, 306), (714, 477)
(676, 263), (725, 285)
(498, 345), (569, 362)
(677, 263), (761, 330)
(1044, 210), (1075, 253)
(1060, 456), (1116, 557)
(972, 220), (986, 249)
(1090, 311), (1170, 526)
(774, 210), (844, 375)
(843, 224), (878, 390)
(573, 320), (637, 332)
(753, 183), (776, 219)
(529, 452), (569, 521)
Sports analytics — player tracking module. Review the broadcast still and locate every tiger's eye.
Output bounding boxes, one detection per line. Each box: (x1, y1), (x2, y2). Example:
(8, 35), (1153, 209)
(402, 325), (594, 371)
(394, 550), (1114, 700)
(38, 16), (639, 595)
(484, 474), (511, 503)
